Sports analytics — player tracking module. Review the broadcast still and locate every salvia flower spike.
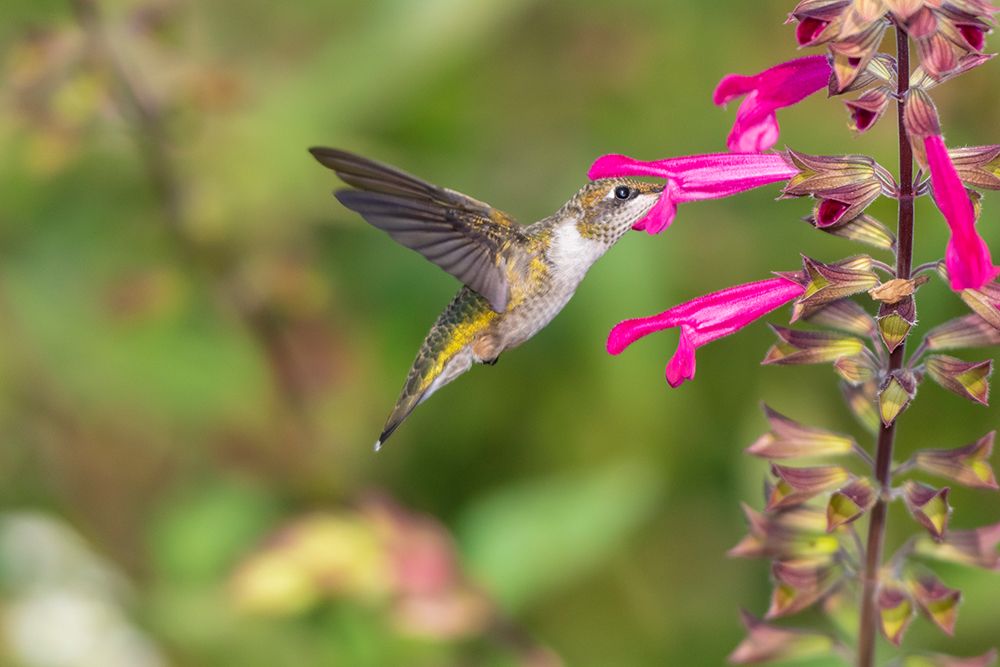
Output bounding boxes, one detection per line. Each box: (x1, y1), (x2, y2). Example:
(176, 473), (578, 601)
(591, 2), (1000, 664)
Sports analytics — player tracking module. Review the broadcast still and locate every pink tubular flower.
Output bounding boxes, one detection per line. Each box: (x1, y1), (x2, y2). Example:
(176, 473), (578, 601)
(925, 134), (1000, 291)
(608, 277), (806, 387)
(714, 55), (833, 153)
(588, 152), (798, 234)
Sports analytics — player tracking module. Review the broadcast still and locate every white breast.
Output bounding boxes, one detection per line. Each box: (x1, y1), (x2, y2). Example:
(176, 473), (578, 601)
(495, 221), (608, 349)
(546, 220), (607, 286)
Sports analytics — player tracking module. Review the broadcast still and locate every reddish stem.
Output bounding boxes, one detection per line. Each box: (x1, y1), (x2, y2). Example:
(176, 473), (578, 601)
(856, 27), (914, 667)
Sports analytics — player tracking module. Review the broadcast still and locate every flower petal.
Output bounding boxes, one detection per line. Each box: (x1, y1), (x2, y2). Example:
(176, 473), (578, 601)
(926, 135), (1000, 290)
(714, 56), (832, 152)
(729, 96), (781, 152)
(632, 185), (678, 234)
(607, 277), (805, 387)
(665, 326), (697, 388)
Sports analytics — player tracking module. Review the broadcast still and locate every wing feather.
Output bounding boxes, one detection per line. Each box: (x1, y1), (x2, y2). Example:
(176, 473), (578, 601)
(310, 147), (524, 312)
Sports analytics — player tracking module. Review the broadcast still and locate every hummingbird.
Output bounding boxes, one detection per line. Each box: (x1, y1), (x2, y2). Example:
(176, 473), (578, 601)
(310, 148), (662, 449)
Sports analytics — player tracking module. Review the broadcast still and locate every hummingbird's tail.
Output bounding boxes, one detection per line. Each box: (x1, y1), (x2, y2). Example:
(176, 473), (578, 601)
(374, 289), (493, 450)
(375, 392), (423, 452)
(374, 344), (476, 451)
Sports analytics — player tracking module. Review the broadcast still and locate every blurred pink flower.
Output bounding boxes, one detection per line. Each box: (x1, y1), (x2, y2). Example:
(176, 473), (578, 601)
(608, 277), (805, 387)
(588, 152), (797, 234)
(714, 55), (832, 152)
(925, 134), (1000, 291)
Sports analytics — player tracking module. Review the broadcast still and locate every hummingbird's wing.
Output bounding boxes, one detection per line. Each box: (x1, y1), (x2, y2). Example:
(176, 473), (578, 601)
(310, 147), (526, 313)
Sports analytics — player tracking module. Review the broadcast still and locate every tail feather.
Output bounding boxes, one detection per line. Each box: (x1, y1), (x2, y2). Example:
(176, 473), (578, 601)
(375, 391), (425, 451)
(371, 287), (494, 449)
(374, 344), (477, 449)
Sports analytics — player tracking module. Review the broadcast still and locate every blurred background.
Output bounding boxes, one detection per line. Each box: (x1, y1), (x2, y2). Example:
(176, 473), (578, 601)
(0, 0), (998, 665)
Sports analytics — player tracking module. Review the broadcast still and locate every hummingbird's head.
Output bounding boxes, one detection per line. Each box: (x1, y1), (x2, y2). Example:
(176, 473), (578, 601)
(570, 178), (664, 244)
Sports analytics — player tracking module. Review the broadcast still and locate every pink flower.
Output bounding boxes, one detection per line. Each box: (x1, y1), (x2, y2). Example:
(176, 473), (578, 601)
(925, 134), (999, 291)
(714, 56), (832, 153)
(608, 277), (806, 387)
(588, 152), (798, 234)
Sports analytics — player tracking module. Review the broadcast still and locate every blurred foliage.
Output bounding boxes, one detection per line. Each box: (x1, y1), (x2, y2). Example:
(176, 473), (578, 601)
(0, 0), (997, 665)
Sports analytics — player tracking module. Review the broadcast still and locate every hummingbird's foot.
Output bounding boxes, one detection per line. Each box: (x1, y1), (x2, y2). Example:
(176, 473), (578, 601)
(483, 355), (500, 366)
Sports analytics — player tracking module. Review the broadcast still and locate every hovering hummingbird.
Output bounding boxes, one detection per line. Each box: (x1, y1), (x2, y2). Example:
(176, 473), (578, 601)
(310, 148), (662, 449)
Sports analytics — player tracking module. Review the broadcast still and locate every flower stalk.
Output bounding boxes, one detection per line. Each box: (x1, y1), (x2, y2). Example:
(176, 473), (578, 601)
(857, 25), (915, 667)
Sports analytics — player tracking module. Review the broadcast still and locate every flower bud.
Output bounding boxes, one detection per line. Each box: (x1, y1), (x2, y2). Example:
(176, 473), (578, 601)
(924, 314), (1000, 351)
(827, 477), (877, 530)
(837, 53), (898, 95)
(925, 355), (992, 405)
(790, 255), (880, 321)
(768, 557), (843, 618)
(768, 464), (853, 509)
(763, 326), (867, 366)
(834, 349), (879, 385)
(949, 145), (1000, 190)
(910, 52), (996, 89)
(729, 610), (839, 665)
(806, 299), (879, 337)
(829, 18), (890, 91)
(908, 7), (965, 79)
(730, 504), (839, 560)
(908, 571), (962, 636)
(878, 582), (916, 646)
(841, 379), (881, 433)
(877, 296), (917, 353)
(783, 151), (893, 226)
(958, 280), (1000, 330)
(805, 212), (897, 250)
(914, 432), (998, 490)
(945, 0), (999, 23)
(879, 370), (918, 425)
(847, 86), (893, 132)
(902, 480), (953, 540)
(747, 405), (858, 460)
(789, 0), (851, 45)
(917, 520), (1000, 570)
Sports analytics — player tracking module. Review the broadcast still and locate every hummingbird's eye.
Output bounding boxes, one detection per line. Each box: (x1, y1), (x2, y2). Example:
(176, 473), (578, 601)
(614, 185), (632, 200)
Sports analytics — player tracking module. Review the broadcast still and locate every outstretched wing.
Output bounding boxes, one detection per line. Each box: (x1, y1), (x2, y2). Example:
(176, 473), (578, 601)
(310, 147), (525, 312)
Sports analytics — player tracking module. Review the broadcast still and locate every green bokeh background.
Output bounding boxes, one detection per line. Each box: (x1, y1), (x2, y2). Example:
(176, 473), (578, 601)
(0, 1), (998, 665)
